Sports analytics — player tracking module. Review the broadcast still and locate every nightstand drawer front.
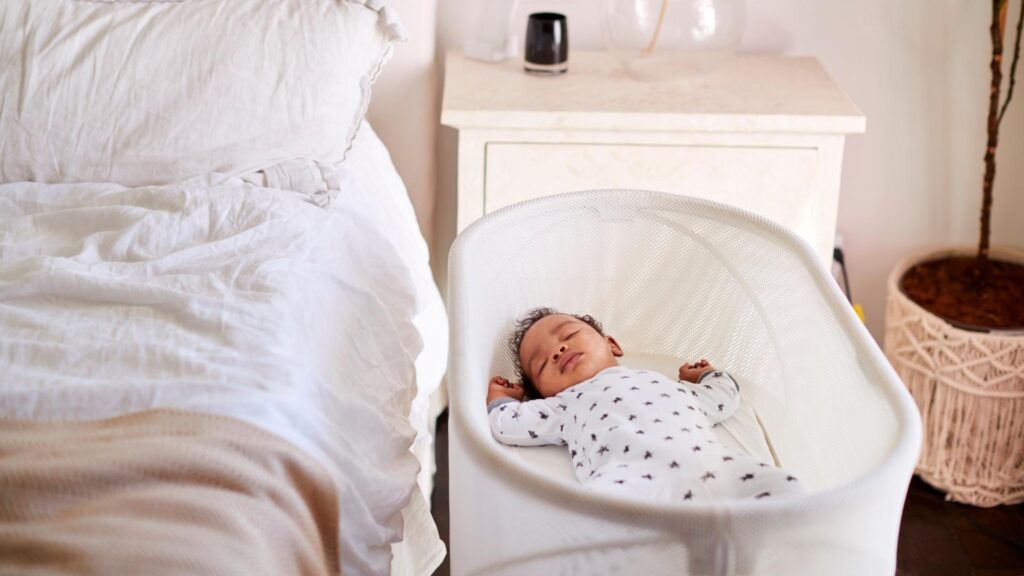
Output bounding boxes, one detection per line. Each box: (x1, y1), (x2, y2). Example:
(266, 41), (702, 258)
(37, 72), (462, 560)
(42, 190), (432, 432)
(485, 142), (819, 241)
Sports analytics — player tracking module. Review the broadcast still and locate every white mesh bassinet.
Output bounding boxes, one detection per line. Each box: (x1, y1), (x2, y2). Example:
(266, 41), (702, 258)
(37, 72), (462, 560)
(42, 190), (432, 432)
(447, 190), (922, 576)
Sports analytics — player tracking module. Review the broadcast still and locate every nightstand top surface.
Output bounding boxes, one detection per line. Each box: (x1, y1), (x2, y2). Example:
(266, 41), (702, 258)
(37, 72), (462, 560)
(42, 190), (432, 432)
(441, 50), (865, 134)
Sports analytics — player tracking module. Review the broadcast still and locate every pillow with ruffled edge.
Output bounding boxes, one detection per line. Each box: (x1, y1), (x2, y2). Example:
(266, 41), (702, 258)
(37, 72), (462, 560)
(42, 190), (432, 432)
(0, 0), (405, 186)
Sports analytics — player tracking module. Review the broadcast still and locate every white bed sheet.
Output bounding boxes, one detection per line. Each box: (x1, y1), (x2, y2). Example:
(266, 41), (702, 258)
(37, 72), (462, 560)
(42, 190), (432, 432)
(0, 124), (447, 576)
(340, 125), (449, 576)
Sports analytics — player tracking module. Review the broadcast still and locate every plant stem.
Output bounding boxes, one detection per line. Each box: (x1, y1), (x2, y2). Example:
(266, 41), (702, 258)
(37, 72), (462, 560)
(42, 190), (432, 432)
(998, 0), (1023, 124)
(979, 0), (1008, 263)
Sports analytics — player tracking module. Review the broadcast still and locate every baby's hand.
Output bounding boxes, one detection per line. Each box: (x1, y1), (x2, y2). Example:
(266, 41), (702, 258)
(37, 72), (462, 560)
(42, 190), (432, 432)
(487, 376), (525, 404)
(679, 359), (715, 383)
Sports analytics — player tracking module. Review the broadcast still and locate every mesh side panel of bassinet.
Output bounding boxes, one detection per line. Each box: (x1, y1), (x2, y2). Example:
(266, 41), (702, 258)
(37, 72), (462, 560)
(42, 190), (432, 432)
(458, 190), (899, 489)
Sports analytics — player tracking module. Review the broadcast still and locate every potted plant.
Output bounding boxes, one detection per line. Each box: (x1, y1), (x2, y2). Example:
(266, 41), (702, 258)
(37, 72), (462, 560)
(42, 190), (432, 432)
(883, 0), (1024, 507)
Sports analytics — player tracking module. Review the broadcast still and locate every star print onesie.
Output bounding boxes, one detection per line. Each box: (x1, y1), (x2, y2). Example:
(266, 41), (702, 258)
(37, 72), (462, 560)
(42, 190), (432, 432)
(488, 365), (804, 502)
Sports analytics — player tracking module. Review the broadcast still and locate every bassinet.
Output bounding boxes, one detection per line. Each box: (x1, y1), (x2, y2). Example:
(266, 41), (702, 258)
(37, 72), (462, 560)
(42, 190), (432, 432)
(447, 190), (922, 576)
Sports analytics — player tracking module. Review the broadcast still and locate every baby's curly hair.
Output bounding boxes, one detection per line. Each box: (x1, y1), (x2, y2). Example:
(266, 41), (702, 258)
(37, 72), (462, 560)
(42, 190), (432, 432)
(509, 307), (605, 398)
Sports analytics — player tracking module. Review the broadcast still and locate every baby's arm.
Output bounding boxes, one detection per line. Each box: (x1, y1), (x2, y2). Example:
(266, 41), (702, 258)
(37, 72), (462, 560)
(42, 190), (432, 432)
(679, 361), (741, 424)
(487, 378), (564, 446)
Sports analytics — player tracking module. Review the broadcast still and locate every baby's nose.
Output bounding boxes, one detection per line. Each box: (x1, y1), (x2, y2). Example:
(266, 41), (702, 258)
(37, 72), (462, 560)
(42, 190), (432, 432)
(553, 344), (567, 358)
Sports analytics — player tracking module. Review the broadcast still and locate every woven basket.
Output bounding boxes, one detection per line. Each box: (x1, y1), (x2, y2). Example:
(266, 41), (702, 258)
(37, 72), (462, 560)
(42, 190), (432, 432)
(883, 247), (1024, 507)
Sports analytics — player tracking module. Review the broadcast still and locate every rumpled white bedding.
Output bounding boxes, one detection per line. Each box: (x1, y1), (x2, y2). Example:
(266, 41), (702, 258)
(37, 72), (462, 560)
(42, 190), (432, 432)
(0, 127), (446, 575)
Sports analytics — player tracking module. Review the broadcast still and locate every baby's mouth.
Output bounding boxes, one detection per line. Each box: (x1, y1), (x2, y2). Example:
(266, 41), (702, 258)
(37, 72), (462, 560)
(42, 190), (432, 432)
(560, 352), (582, 373)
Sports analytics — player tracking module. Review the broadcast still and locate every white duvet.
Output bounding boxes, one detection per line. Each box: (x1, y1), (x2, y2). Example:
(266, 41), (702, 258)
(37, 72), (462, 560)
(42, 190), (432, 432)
(0, 134), (441, 574)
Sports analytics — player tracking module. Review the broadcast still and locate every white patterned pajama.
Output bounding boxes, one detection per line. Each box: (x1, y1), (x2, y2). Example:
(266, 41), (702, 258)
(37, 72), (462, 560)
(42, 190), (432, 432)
(488, 365), (805, 502)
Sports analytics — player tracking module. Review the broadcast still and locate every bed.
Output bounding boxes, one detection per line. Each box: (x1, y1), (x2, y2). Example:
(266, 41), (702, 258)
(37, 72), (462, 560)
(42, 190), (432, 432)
(0, 1), (447, 575)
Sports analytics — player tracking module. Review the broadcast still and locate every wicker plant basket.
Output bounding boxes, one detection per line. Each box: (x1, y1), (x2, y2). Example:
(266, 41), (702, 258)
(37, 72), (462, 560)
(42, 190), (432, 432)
(883, 247), (1024, 507)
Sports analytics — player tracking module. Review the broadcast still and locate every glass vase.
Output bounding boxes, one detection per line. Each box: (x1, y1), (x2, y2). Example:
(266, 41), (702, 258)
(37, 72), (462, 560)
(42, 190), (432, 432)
(605, 0), (746, 80)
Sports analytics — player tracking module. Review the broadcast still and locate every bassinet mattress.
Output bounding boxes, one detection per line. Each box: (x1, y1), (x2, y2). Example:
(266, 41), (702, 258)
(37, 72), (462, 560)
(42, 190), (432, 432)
(0, 125), (447, 576)
(506, 352), (777, 483)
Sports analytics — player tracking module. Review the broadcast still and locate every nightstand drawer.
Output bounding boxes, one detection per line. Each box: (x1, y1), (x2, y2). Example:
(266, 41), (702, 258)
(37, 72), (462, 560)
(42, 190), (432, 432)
(484, 142), (819, 239)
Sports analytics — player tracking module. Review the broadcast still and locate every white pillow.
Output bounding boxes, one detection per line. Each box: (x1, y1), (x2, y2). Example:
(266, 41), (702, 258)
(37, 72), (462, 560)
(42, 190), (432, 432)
(0, 0), (404, 186)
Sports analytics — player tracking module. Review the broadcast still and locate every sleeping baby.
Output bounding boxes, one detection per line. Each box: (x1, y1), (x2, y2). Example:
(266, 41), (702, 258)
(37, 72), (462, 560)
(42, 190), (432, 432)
(487, 308), (805, 502)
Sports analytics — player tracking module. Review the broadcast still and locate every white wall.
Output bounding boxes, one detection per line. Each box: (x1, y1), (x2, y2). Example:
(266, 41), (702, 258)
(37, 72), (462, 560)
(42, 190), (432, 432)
(433, 0), (1024, 341)
(367, 0), (439, 240)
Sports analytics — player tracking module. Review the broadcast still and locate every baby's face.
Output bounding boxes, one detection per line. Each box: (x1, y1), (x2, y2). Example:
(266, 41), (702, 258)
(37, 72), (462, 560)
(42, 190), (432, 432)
(519, 314), (623, 398)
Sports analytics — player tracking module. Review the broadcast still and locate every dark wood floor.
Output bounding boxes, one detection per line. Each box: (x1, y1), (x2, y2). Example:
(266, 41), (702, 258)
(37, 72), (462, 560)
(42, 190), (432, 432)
(429, 411), (1024, 576)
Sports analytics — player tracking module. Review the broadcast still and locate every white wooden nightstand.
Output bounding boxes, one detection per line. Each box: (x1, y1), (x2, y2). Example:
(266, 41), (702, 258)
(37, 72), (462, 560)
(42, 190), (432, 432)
(440, 50), (865, 265)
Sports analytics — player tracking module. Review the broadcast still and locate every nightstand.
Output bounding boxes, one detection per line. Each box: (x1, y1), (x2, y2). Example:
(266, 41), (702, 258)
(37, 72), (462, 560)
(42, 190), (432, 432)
(440, 50), (865, 265)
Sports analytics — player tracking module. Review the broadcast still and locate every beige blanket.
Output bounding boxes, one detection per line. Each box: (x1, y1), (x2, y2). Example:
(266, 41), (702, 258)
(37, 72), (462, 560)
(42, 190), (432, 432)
(0, 410), (341, 575)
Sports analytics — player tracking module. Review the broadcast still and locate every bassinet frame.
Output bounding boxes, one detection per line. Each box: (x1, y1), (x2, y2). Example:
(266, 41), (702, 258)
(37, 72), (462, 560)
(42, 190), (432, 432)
(447, 190), (922, 576)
